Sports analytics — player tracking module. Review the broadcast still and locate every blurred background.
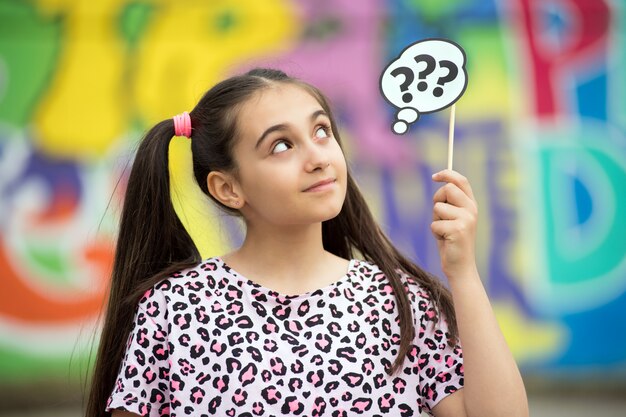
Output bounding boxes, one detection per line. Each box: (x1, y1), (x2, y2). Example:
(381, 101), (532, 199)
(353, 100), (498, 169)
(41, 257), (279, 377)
(0, 0), (625, 415)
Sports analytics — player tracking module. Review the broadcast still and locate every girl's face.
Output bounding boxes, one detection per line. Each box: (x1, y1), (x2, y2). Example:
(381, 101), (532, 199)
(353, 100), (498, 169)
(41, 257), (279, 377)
(231, 83), (348, 228)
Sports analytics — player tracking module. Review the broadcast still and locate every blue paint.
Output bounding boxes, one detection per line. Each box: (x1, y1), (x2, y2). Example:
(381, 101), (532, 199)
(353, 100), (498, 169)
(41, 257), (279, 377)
(573, 175), (593, 225)
(577, 71), (608, 121)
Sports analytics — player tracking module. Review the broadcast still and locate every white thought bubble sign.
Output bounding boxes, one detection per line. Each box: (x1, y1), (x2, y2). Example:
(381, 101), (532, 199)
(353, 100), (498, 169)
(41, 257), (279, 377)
(379, 38), (468, 135)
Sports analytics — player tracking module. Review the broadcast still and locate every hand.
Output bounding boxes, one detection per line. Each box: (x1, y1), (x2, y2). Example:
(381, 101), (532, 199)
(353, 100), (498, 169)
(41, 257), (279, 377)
(431, 169), (478, 279)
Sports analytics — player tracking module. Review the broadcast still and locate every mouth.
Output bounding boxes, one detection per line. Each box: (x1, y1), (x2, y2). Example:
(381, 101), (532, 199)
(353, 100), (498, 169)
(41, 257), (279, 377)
(304, 178), (336, 192)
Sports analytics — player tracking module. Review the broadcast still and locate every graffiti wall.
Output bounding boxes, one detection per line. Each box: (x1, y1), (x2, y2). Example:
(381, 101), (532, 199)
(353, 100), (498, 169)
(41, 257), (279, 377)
(0, 0), (624, 388)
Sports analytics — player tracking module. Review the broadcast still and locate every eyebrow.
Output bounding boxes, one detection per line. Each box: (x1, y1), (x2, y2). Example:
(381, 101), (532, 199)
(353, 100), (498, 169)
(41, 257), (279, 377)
(255, 110), (329, 150)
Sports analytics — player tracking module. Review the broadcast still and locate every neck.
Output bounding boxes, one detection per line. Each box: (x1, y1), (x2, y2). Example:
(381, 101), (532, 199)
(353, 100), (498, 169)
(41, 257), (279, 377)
(235, 221), (327, 272)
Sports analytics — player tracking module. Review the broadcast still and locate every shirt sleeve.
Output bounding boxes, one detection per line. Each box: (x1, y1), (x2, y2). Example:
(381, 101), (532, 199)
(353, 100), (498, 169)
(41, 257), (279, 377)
(413, 286), (464, 416)
(106, 286), (171, 417)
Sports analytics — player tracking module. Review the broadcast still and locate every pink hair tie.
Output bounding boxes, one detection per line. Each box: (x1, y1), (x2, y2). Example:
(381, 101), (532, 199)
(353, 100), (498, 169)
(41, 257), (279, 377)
(173, 111), (192, 138)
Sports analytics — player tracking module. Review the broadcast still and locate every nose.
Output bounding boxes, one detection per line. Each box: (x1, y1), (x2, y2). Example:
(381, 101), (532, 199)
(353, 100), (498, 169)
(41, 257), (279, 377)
(303, 140), (330, 172)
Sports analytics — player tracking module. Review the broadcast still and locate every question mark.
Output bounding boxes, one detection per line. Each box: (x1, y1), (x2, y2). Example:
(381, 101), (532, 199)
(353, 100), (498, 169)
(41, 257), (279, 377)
(390, 67), (415, 103)
(433, 60), (459, 97)
(414, 54), (436, 92)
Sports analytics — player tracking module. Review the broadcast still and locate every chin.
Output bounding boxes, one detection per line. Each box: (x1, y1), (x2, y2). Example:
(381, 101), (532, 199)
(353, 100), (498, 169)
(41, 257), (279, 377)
(318, 204), (344, 222)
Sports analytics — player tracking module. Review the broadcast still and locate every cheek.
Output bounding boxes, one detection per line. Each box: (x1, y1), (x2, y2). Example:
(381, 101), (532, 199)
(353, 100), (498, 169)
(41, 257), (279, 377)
(240, 164), (294, 201)
(332, 146), (348, 177)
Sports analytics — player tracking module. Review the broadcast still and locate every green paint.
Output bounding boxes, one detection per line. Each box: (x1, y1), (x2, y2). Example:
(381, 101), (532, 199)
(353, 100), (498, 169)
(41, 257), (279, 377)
(540, 131), (626, 285)
(215, 9), (237, 33)
(0, 343), (93, 382)
(0, 0), (61, 127)
(302, 16), (341, 41)
(408, 0), (466, 21)
(458, 25), (507, 83)
(118, 2), (155, 49)
(25, 243), (71, 283)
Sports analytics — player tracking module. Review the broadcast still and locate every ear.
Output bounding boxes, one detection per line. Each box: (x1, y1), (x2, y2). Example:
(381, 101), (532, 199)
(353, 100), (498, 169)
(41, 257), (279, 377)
(206, 171), (245, 209)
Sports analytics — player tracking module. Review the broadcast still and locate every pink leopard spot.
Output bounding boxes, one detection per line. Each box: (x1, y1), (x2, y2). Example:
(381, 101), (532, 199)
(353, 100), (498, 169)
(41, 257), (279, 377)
(289, 399), (301, 412)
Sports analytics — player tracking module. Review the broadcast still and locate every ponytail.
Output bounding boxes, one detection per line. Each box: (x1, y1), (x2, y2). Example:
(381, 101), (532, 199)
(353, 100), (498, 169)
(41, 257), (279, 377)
(86, 120), (201, 417)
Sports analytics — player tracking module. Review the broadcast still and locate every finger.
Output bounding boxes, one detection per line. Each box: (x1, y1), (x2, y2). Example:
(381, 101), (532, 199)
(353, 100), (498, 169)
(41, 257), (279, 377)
(433, 182), (477, 213)
(432, 201), (465, 221)
(432, 169), (475, 202)
(430, 219), (456, 240)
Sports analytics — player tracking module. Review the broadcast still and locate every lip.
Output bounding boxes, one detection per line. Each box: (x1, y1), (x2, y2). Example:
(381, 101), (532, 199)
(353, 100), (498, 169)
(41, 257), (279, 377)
(304, 178), (336, 192)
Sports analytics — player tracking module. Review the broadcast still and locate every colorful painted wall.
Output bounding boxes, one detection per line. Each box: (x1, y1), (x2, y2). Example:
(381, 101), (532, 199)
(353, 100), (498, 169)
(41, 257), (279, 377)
(0, 0), (624, 389)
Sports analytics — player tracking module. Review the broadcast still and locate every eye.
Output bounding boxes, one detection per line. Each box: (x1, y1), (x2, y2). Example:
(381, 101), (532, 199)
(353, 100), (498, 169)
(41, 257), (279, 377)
(315, 124), (331, 139)
(271, 140), (291, 154)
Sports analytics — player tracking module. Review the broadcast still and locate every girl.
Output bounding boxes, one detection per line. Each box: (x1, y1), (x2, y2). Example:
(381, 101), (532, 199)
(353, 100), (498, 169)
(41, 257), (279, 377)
(86, 68), (528, 417)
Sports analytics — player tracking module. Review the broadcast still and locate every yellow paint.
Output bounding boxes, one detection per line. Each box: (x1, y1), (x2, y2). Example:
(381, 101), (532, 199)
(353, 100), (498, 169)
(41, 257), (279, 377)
(34, 0), (127, 159)
(32, 0), (297, 162)
(169, 137), (229, 258)
(156, 0), (296, 257)
(456, 28), (512, 118)
(32, 0), (298, 256)
(133, 0), (297, 125)
(493, 302), (566, 363)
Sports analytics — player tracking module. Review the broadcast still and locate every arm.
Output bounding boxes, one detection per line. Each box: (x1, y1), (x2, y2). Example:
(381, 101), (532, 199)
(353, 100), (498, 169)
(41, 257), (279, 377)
(429, 170), (529, 417)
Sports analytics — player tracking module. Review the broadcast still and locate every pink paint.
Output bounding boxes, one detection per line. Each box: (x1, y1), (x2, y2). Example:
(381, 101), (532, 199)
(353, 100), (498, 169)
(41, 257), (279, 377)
(216, 378), (226, 391)
(235, 0), (412, 167)
(516, 0), (610, 119)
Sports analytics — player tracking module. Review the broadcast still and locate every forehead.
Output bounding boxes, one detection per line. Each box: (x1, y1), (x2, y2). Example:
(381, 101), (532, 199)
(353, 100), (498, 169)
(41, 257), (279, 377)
(237, 84), (324, 136)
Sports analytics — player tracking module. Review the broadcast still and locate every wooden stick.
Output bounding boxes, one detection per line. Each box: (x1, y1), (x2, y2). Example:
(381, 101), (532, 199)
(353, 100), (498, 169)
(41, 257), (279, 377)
(447, 104), (456, 171)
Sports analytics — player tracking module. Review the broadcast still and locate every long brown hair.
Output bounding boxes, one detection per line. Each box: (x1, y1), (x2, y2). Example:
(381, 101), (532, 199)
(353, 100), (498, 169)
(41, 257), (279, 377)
(86, 68), (458, 417)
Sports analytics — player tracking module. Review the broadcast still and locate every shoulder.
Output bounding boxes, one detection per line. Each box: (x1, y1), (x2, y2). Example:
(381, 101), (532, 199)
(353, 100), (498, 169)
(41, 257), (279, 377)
(352, 259), (435, 305)
(137, 257), (225, 308)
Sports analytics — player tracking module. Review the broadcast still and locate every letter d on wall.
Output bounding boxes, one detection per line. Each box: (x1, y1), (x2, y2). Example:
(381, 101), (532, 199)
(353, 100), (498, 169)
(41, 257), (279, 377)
(531, 126), (626, 312)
